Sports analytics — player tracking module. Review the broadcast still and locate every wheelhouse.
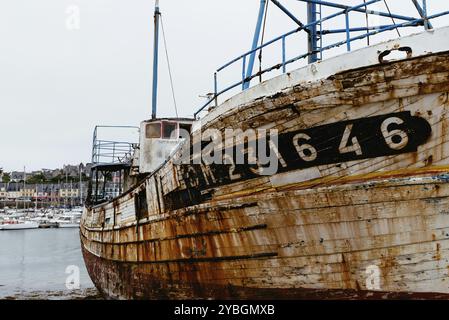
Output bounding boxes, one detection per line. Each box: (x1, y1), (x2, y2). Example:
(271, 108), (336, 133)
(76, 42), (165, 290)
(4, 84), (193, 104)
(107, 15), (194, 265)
(139, 118), (194, 174)
(87, 118), (194, 206)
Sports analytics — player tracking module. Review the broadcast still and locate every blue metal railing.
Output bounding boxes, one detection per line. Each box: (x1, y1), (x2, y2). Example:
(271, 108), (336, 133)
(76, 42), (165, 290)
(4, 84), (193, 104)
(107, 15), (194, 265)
(194, 0), (449, 118)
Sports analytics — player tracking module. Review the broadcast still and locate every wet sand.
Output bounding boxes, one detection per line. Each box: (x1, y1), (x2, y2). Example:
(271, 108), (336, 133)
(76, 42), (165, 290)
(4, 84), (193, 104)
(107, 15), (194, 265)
(1, 288), (103, 300)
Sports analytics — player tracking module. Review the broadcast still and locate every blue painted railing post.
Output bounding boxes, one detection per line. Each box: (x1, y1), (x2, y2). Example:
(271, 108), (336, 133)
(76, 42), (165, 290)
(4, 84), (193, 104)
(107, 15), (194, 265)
(214, 72), (218, 107)
(242, 56), (247, 90)
(151, 0), (161, 119)
(282, 36), (286, 73)
(345, 11), (351, 51)
(411, 0), (433, 29)
(423, 0), (429, 29)
(243, 0), (266, 90)
(307, 1), (318, 63)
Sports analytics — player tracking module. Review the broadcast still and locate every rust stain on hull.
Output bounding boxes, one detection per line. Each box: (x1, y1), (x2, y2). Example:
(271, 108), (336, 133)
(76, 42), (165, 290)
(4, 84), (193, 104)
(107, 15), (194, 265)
(82, 246), (449, 300)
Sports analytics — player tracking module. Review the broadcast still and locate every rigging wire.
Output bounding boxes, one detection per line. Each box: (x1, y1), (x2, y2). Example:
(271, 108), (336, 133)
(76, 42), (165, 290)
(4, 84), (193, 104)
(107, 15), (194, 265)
(160, 15), (179, 118)
(258, 0), (270, 83)
(363, 0), (370, 46)
(383, 0), (401, 37)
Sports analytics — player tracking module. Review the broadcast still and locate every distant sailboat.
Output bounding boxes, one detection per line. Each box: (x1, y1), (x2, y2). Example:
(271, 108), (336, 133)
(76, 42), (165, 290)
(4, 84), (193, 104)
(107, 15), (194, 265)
(0, 220), (39, 230)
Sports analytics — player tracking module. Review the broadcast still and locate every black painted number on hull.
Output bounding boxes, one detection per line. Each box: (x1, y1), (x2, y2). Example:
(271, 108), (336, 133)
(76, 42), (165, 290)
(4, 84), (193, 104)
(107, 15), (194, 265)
(279, 111), (432, 170)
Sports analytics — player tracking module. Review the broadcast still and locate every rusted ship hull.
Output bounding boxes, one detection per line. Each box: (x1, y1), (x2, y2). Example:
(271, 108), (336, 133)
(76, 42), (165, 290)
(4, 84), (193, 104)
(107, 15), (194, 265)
(81, 28), (449, 299)
(81, 172), (449, 299)
(80, 244), (449, 300)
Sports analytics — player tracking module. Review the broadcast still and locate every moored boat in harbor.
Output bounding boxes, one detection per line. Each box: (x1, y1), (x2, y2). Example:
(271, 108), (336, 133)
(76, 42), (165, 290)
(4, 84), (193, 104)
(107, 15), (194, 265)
(1, 220), (39, 230)
(54, 208), (82, 228)
(81, 1), (449, 299)
(38, 221), (59, 229)
(54, 215), (80, 228)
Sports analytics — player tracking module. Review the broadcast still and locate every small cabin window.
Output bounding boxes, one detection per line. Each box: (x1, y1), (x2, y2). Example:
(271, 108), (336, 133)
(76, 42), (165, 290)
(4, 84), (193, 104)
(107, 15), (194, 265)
(179, 123), (192, 138)
(162, 121), (177, 139)
(146, 122), (161, 139)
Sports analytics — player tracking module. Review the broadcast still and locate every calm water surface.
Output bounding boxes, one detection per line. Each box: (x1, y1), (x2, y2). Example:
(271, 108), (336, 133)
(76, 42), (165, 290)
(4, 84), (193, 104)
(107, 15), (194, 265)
(0, 228), (100, 299)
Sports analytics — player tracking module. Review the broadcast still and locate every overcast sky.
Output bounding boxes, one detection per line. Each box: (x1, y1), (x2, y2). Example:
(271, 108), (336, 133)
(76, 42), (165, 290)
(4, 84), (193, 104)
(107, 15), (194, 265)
(0, 0), (447, 172)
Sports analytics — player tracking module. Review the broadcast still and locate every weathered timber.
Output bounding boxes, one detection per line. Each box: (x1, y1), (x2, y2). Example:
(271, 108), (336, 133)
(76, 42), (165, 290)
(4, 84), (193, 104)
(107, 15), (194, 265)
(81, 28), (449, 299)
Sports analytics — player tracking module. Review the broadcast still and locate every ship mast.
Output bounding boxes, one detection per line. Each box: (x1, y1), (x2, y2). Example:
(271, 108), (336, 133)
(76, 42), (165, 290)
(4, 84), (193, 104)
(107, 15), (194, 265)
(151, 0), (161, 119)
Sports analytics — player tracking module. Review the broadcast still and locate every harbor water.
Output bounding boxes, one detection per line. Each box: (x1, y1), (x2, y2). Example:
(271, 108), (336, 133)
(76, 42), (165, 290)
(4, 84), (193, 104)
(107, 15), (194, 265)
(0, 228), (100, 299)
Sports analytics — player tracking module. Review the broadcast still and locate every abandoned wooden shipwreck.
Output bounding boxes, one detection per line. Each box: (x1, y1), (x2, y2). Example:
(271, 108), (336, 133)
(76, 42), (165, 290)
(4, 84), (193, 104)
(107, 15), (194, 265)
(81, 0), (449, 299)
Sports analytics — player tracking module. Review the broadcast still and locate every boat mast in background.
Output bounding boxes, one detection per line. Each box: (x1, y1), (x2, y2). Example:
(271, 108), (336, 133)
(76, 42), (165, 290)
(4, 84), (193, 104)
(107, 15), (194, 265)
(79, 165), (83, 207)
(151, 0), (161, 119)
